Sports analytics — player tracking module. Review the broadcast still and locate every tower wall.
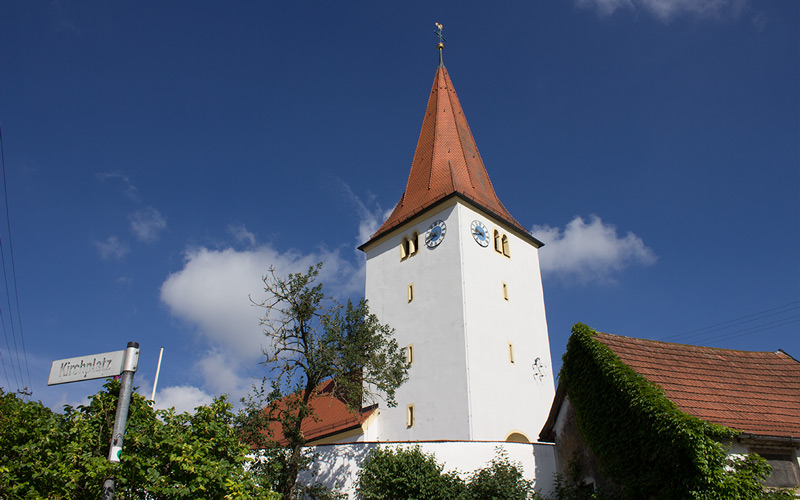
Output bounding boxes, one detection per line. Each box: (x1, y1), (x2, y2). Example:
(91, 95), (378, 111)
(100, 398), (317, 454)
(457, 203), (555, 441)
(363, 198), (555, 442)
(364, 200), (472, 441)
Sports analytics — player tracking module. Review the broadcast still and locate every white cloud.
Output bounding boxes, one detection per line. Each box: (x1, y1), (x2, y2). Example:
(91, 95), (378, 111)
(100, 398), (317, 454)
(533, 215), (656, 284)
(160, 243), (358, 362)
(227, 223), (257, 247)
(153, 385), (215, 414)
(130, 207), (167, 242)
(335, 179), (394, 251)
(576, 0), (747, 22)
(196, 349), (252, 397)
(95, 236), (130, 260)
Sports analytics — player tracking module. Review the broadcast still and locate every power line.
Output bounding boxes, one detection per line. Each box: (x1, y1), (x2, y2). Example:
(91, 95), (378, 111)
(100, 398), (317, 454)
(0, 125), (31, 391)
(0, 345), (10, 392)
(658, 300), (800, 344)
(704, 316), (800, 346)
(0, 307), (20, 391)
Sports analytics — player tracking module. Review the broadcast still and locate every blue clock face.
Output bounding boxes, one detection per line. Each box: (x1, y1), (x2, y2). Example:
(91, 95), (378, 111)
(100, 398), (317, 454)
(425, 220), (447, 248)
(471, 220), (489, 247)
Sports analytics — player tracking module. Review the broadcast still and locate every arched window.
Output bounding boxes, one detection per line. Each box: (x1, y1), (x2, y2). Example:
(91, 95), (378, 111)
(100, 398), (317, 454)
(494, 230), (501, 253)
(505, 432), (530, 443)
(409, 232), (418, 256)
(401, 232), (420, 260)
(501, 234), (510, 257)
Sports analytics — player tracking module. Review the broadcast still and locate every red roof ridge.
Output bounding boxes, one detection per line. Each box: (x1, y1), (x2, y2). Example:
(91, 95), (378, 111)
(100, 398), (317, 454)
(594, 330), (791, 357)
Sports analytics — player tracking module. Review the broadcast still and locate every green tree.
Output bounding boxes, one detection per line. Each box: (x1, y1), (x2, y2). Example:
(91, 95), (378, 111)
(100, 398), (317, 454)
(356, 446), (467, 500)
(467, 449), (539, 500)
(0, 381), (264, 499)
(249, 263), (408, 500)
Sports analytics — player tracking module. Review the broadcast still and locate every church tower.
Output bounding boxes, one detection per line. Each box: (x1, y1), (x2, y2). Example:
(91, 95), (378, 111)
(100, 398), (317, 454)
(359, 43), (555, 443)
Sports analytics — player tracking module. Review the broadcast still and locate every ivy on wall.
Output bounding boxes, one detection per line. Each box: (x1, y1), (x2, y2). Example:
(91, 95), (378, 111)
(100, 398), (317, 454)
(559, 323), (791, 500)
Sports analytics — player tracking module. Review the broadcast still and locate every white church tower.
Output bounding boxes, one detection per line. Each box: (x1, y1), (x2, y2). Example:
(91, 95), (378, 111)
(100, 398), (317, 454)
(359, 44), (555, 444)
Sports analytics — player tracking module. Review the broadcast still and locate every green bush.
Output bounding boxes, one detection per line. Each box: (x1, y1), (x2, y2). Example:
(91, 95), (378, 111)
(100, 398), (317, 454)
(357, 446), (467, 500)
(467, 449), (540, 500)
(357, 446), (547, 500)
(0, 382), (264, 499)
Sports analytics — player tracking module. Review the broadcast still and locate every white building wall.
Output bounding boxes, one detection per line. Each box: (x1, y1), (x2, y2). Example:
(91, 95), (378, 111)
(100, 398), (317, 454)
(363, 198), (555, 442)
(457, 203), (556, 441)
(363, 200), (471, 441)
(301, 441), (557, 499)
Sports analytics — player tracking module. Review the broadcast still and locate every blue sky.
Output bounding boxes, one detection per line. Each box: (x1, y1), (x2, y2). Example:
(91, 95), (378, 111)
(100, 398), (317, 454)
(1, 1), (797, 413)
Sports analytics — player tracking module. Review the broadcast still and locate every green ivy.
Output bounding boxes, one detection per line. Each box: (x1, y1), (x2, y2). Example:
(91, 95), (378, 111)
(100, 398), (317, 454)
(559, 323), (792, 500)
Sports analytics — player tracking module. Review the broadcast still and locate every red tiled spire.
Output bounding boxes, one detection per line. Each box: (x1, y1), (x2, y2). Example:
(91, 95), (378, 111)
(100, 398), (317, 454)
(363, 59), (530, 247)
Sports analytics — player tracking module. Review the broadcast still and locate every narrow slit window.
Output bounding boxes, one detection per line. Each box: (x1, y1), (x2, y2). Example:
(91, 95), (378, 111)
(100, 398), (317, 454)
(409, 232), (418, 256)
(502, 282), (509, 301)
(406, 404), (415, 428)
(407, 283), (414, 303)
(502, 234), (510, 257)
(508, 342), (515, 364)
(406, 344), (414, 365)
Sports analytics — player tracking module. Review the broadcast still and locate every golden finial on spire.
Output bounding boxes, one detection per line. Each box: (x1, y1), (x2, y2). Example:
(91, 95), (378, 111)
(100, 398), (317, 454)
(434, 22), (446, 66)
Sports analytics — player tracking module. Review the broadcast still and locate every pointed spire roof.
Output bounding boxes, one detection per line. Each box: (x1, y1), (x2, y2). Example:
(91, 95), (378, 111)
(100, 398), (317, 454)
(361, 56), (540, 249)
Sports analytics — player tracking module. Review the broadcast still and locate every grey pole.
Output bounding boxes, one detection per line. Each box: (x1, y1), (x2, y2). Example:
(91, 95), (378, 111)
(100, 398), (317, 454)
(101, 342), (139, 500)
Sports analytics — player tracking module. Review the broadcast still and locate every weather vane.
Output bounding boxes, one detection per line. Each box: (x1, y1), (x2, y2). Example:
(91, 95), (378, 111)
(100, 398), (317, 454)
(434, 22), (446, 48)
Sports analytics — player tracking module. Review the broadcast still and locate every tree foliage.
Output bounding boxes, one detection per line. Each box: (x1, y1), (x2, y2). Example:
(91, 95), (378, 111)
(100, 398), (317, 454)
(356, 446), (467, 500)
(467, 449), (538, 500)
(249, 263), (408, 500)
(357, 446), (544, 500)
(559, 323), (794, 500)
(0, 381), (265, 499)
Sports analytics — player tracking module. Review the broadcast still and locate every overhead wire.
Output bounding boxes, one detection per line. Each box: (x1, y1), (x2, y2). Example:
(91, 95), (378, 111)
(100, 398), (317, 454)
(658, 300), (800, 346)
(703, 315), (800, 346)
(0, 242), (24, 390)
(0, 125), (32, 392)
(0, 307), (19, 391)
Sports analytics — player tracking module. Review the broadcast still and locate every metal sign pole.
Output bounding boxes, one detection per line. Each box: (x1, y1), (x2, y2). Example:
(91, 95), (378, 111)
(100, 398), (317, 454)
(101, 342), (139, 500)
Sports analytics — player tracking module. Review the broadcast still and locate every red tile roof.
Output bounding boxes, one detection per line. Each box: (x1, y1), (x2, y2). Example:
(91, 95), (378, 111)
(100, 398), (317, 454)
(362, 62), (532, 248)
(595, 332), (800, 439)
(266, 378), (377, 446)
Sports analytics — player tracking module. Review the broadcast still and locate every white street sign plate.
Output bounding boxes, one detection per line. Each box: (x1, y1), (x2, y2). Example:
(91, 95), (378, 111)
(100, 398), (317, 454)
(48, 350), (125, 385)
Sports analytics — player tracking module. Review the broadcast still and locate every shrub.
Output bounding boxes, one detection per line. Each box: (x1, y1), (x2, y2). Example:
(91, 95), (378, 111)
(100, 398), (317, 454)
(357, 446), (467, 500)
(467, 449), (540, 500)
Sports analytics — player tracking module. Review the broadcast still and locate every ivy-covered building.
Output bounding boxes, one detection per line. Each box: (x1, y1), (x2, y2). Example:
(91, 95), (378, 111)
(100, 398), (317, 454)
(540, 324), (800, 496)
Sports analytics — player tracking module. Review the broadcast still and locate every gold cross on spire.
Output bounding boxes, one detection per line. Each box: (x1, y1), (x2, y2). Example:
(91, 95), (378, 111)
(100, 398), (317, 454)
(434, 22), (446, 48)
(434, 22), (446, 67)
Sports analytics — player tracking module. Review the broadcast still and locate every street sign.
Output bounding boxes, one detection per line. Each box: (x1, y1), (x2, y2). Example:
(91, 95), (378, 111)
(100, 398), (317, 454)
(47, 350), (126, 385)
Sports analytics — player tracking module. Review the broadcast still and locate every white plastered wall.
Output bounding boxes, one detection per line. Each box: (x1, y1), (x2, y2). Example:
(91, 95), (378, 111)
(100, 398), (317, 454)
(363, 198), (555, 442)
(300, 441), (557, 499)
(364, 201), (471, 441)
(457, 203), (556, 441)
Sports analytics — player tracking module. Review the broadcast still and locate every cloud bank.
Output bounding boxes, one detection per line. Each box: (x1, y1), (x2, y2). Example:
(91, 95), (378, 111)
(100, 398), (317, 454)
(159, 229), (364, 404)
(533, 215), (656, 284)
(576, 0), (748, 22)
